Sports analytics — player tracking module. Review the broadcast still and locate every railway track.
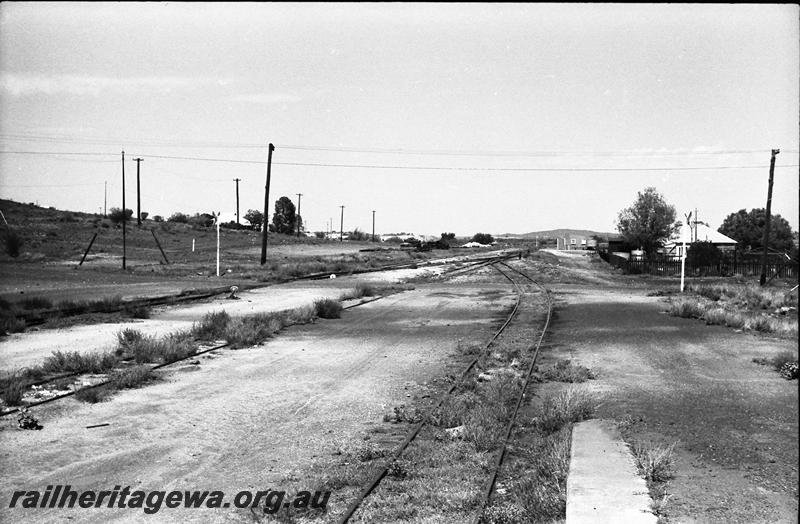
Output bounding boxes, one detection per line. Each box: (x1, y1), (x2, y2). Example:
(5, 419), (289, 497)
(334, 258), (553, 524)
(0, 251), (520, 419)
(13, 250), (517, 327)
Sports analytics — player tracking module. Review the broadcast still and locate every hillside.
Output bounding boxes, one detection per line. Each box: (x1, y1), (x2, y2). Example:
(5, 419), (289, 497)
(517, 229), (619, 239)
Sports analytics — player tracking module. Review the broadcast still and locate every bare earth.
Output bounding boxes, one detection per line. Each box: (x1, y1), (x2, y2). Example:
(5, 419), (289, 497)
(1, 250), (796, 524)
(0, 275), (515, 523)
(543, 251), (798, 524)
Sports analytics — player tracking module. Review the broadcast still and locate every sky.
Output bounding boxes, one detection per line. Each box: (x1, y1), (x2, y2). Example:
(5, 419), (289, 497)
(1, 3), (798, 237)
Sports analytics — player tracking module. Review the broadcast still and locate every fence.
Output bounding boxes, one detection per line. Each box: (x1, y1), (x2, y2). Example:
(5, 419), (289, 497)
(600, 252), (798, 279)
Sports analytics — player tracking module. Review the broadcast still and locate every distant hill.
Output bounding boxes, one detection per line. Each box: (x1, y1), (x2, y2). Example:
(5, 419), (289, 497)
(514, 229), (619, 239)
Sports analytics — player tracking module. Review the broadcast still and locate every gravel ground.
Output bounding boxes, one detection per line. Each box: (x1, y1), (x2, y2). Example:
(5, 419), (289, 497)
(543, 251), (798, 523)
(0, 274), (516, 523)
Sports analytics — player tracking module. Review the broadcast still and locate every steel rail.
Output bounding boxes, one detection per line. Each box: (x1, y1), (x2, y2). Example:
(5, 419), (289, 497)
(335, 258), (526, 524)
(1, 255), (522, 419)
(470, 261), (554, 523)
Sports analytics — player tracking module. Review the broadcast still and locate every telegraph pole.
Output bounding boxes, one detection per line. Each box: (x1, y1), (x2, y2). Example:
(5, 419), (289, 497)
(372, 210), (376, 242)
(296, 193), (303, 237)
(339, 205), (345, 242)
(104, 181), (107, 217)
(760, 149), (780, 286)
(233, 178), (241, 224)
(121, 151), (127, 269)
(134, 157), (143, 226)
(260, 143), (275, 265)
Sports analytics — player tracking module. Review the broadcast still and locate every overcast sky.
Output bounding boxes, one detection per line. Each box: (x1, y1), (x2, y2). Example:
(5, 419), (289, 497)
(1, 3), (798, 236)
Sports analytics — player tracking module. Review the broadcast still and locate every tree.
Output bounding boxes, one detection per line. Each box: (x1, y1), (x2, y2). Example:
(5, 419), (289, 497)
(687, 241), (722, 267)
(108, 207), (133, 225)
(244, 209), (263, 230)
(271, 196), (296, 235)
(167, 212), (189, 223)
(616, 187), (678, 255)
(718, 208), (794, 253)
(471, 233), (494, 245)
(140, 211), (149, 221)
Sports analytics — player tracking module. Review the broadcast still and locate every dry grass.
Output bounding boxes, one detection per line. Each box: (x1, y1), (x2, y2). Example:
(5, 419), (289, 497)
(535, 386), (596, 434)
(314, 298), (343, 319)
(41, 350), (120, 374)
(632, 441), (677, 483)
(541, 359), (596, 383)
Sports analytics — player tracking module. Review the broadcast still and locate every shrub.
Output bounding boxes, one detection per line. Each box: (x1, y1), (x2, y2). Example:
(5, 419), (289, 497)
(0, 312), (26, 334)
(108, 365), (158, 389)
(19, 296), (53, 310)
(224, 315), (276, 348)
(471, 233), (495, 245)
(159, 331), (196, 363)
(41, 350), (119, 374)
(192, 310), (231, 340)
(108, 207), (133, 225)
(167, 212), (189, 223)
(0, 372), (26, 406)
(314, 298), (342, 319)
(5, 229), (23, 257)
(152, 215), (164, 223)
(117, 328), (145, 355)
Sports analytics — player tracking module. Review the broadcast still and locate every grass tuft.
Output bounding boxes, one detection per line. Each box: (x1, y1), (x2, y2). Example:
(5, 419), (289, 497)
(535, 386), (595, 434)
(108, 365), (158, 389)
(542, 359), (596, 383)
(314, 298), (342, 319)
(191, 310), (230, 340)
(632, 441), (676, 482)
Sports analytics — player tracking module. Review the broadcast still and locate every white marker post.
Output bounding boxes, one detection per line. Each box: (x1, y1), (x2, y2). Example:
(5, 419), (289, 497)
(216, 220), (220, 277)
(192, 238), (195, 252)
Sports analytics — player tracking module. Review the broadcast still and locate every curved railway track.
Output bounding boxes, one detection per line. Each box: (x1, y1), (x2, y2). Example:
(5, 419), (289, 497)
(335, 259), (553, 524)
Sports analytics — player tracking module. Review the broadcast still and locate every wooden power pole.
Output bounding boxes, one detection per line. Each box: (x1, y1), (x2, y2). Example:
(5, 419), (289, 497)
(760, 149), (780, 286)
(372, 210), (376, 242)
(134, 157), (143, 226)
(296, 193), (303, 237)
(121, 151), (127, 269)
(260, 143), (275, 265)
(233, 178), (241, 224)
(339, 205), (345, 242)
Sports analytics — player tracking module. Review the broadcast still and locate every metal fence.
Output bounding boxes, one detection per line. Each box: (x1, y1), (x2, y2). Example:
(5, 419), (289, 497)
(600, 252), (798, 279)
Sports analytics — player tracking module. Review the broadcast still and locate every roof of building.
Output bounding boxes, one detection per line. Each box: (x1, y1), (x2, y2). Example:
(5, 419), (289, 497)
(666, 223), (737, 245)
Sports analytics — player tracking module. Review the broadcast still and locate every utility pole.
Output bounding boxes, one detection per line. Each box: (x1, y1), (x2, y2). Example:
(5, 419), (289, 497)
(133, 157), (143, 226)
(760, 149), (780, 286)
(121, 151), (126, 269)
(260, 143), (275, 265)
(233, 178), (241, 224)
(339, 205), (345, 242)
(104, 181), (107, 217)
(296, 193), (303, 237)
(372, 210), (376, 242)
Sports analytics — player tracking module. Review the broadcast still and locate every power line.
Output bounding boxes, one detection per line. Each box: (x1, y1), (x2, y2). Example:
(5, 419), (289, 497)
(2, 149), (797, 172)
(3, 133), (798, 157)
(276, 144), (800, 158)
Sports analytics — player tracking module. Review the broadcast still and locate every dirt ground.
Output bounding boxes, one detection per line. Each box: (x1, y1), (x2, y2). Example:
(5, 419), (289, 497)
(542, 250), (798, 523)
(0, 267), (516, 523)
(0, 264), (448, 373)
(2, 249), (796, 523)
